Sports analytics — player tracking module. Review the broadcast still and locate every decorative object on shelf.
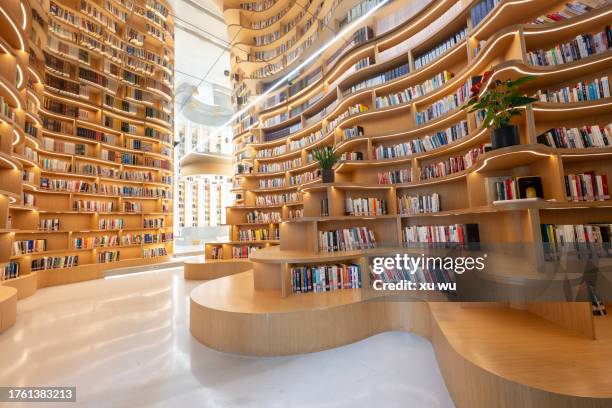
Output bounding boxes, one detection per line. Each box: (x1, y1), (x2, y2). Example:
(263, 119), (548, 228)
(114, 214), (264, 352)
(311, 145), (339, 183)
(464, 72), (538, 149)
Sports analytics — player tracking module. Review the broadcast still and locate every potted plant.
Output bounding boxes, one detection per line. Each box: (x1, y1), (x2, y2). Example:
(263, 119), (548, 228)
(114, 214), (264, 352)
(311, 145), (339, 183)
(464, 71), (538, 150)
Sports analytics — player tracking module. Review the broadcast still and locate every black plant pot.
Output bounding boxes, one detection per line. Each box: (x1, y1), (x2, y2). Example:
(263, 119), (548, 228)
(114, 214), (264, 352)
(321, 168), (334, 183)
(492, 125), (520, 150)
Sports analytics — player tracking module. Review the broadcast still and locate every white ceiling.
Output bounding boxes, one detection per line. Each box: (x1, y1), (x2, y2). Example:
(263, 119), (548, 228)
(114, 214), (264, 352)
(170, 0), (232, 119)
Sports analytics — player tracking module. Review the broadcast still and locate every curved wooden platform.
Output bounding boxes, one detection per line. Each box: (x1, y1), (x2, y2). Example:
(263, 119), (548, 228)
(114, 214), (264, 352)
(0, 272), (37, 299)
(183, 258), (252, 280)
(0, 286), (17, 334)
(190, 271), (612, 407)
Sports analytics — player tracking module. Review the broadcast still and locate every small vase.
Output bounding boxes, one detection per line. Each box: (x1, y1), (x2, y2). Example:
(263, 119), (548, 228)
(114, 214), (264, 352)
(492, 125), (520, 150)
(321, 169), (334, 183)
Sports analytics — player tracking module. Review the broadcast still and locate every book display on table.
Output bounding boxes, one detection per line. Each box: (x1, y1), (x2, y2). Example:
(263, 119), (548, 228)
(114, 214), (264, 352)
(0, 0), (175, 293)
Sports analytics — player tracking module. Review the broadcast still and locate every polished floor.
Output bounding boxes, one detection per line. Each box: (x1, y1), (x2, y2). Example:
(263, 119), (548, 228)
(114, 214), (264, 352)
(0, 267), (454, 407)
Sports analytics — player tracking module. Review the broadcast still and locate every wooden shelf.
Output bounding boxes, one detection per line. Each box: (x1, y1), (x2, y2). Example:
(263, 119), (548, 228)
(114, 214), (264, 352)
(0, 0), (175, 285)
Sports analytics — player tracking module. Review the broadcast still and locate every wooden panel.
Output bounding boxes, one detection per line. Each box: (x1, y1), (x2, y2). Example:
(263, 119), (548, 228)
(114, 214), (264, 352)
(0, 286), (17, 334)
(0, 272), (37, 299)
(526, 302), (595, 339)
(184, 258), (252, 280)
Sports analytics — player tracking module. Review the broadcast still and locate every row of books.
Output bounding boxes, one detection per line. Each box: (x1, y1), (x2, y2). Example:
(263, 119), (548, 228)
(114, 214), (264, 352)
(232, 245), (263, 259)
(536, 124), (611, 149)
(254, 192), (300, 206)
(42, 137), (86, 155)
(74, 236), (119, 249)
(42, 116), (74, 134)
(541, 223), (611, 260)
(342, 126), (364, 141)
(98, 251), (120, 263)
(1, 262), (19, 281)
(143, 247), (168, 258)
(257, 145), (287, 158)
(375, 71), (453, 109)
(288, 208), (304, 220)
(13, 240), (47, 256)
(40, 219), (61, 231)
(124, 201), (143, 212)
(345, 197), (388, 216)
(209, 246), (223, 259)
(289, 169), (319, 185)
(41, 178), (94, 193)
(372, 121), (469, 159)
(101, 150), (138, 165)
(259, 178), (286, 189)
(414, 28), (467, 69)
(532, 1), (610, 25)
(73, 201), (114, 212)
(289, 130), (324, 151)
(402, 224), (480, 247)
(98, 186), (172, 198)
(340, 152), (364, 161)
(246, 211), (282, 224)
(291, 264), (362, 293)
(565, 172), (610, 201)
(526, 26), (612, 67)
(40, 158), (71, 172)
(23, 193), (35, 207)
(419, 144), (489, 180)
(344, 63), (409, 96)
(321, 198), (329, 217)
(318, 227), (377, 252)
(378, 169), (412, 184)
(99, 218), (124, 229)
(398, 193), (441, 215)
(470, 0), (501, 27)
(32, 255), (78, 271)
(143, 218), (165, 228)
(238, 228), (270, 241)
(144, 233), (173, 244)
(415, 78), (473, 125)
(535, 76), (610, 103)
(258, 158), (300, 173)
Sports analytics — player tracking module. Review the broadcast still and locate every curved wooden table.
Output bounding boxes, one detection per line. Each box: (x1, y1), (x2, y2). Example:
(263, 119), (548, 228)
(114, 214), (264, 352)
(190, 270), (612, 407)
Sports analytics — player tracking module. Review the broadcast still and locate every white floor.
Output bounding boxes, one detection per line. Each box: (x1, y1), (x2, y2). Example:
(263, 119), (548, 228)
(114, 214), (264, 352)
(0, 267), (454, 408)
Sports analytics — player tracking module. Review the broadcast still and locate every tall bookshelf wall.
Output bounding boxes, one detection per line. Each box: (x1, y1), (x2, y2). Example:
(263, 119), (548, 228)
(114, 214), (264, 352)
(225, 0), (612, 298)
(0, 0), (174, 293)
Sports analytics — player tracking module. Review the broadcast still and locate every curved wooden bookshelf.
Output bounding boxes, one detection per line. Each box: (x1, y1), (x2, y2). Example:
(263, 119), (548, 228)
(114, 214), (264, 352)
(0, 0), (175, 298)
(201, 2), (612, 404)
